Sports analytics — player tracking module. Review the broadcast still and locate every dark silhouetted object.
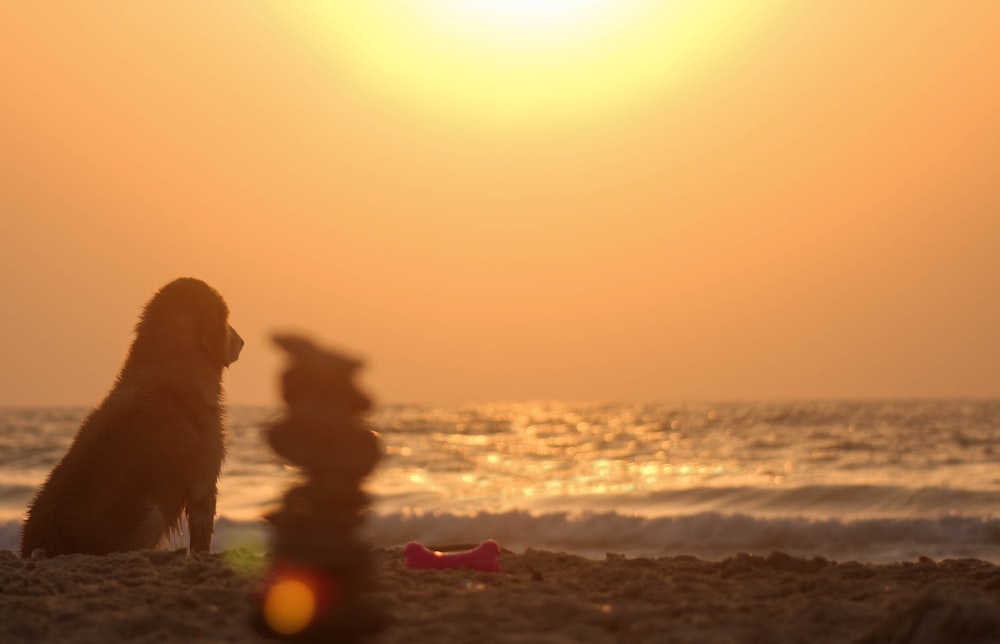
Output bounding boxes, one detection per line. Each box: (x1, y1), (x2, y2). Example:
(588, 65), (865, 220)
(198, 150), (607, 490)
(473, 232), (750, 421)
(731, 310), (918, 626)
(253, 334), (384, 642)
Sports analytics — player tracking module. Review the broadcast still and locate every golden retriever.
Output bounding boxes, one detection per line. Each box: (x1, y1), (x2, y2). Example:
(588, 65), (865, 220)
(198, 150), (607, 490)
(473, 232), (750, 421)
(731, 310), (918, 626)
(20, 277), (243, 556)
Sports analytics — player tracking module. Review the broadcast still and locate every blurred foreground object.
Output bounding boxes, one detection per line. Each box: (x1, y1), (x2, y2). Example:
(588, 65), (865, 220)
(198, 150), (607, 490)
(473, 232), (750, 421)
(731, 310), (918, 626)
(252, 334), (384, 642)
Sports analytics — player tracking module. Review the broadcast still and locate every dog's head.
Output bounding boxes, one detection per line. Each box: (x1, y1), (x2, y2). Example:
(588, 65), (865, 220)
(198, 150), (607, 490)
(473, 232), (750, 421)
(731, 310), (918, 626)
(133, 278), (243, 370)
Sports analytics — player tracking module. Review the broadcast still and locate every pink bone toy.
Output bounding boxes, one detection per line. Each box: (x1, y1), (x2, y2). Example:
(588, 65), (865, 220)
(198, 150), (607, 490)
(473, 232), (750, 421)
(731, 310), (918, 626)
(404, 539), (502, 573)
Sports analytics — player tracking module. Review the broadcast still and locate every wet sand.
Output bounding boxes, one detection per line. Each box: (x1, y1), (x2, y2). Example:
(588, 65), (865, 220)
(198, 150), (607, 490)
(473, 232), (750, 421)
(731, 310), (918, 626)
(2, 547), (1000, 643)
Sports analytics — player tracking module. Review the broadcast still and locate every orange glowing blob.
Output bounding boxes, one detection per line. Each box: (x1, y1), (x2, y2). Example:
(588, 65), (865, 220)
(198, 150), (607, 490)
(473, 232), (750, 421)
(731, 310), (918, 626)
(263, 578), (316, 635)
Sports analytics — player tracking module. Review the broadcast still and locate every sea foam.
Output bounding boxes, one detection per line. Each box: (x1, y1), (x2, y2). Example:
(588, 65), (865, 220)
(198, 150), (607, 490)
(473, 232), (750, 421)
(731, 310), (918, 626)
(4, 511), (998, 564)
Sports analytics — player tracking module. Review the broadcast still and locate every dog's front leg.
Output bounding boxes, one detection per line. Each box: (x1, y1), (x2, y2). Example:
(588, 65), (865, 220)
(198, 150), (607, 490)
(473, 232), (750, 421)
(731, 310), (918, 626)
(186, 487), (217, 553)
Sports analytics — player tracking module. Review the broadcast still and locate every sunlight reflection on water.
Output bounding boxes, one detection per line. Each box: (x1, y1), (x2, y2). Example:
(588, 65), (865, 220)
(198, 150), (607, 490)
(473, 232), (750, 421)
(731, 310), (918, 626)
(358, 400), (1000, 517)
(3, 401), (999, 521)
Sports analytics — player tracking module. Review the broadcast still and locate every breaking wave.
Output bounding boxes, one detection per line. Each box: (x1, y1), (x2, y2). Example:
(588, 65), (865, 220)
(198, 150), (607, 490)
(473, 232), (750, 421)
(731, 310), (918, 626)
(4, 510), (999, 564)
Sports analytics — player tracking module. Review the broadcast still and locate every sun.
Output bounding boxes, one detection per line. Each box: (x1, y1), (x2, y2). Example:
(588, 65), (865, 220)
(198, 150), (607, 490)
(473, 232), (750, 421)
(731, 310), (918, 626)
(430, 0), (614, 41)
(453, 0), (604, 21)
(281, 1), (783, 132)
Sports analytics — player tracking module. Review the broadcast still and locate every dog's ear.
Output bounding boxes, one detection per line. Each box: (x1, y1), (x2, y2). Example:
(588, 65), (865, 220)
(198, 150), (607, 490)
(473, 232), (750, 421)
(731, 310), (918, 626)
(197, 311), (231, 368)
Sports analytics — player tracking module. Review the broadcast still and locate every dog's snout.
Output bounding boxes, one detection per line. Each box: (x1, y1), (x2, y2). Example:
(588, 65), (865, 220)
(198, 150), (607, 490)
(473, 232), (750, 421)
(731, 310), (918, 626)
(227, 326), (244, 365)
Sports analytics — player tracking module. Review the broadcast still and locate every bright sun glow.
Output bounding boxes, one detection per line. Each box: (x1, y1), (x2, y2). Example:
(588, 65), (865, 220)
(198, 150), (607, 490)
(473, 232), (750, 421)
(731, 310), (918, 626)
(433, 0), (612, 39)
(286, 1), (785, 131)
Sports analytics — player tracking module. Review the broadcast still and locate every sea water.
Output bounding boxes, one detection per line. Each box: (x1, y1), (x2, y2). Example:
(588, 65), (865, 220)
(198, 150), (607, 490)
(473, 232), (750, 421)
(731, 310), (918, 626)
(1, 401), (998, 562)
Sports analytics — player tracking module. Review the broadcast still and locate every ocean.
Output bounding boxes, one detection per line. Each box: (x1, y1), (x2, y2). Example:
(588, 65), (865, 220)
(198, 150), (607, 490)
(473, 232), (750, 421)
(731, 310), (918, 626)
(2, 401), (998, 563)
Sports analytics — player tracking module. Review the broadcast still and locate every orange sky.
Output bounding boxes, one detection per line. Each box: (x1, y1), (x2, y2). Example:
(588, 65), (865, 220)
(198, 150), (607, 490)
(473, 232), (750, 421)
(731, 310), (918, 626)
(1, 1), (998, 406)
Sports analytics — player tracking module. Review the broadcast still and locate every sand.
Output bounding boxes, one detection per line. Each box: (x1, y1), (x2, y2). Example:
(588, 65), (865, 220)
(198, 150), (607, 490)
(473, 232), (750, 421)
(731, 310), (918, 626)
(2, 547), (1000, 643)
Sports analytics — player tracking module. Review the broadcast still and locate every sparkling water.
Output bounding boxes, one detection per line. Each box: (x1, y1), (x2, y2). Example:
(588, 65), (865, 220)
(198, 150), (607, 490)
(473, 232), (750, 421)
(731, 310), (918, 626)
(2, 401), (998, 561)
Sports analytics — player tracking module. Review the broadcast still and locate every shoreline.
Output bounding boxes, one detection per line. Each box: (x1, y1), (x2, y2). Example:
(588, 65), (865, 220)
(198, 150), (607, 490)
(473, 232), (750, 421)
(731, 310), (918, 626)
(3, 548), (1000, 642)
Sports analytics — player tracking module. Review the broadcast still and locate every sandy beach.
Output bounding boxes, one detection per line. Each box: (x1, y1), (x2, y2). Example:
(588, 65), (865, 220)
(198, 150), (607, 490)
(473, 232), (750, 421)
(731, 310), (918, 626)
(2, 547), (1000, 643)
